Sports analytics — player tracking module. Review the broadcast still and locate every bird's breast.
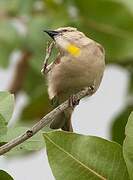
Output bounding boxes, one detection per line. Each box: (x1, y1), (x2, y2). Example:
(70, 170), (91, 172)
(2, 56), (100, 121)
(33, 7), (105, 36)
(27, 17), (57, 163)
(47, 48), (105, 100)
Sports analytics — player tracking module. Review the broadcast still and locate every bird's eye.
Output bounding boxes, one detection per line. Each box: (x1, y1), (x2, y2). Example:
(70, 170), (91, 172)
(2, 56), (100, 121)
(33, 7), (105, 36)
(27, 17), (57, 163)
(62, 29), (68, 32)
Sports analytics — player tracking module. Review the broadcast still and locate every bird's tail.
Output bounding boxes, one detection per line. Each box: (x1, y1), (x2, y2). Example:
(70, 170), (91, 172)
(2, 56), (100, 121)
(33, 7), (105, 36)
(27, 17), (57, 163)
(62, 108), (73, 131)
(50, 108), (73, 132)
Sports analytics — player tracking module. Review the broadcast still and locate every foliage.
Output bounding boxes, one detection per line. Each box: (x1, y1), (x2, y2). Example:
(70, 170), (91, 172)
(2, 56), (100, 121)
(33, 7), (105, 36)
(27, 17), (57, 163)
(44, 131), (129, 180)
(0, 170), (13, 180)
(0, 92), (14, 123)
(0, 93), (44, 155)
(123, 112), (133, 180)
(0, 92), (14, 136)
(0, 126), (44, 155)
(0, 92), (133, 179)
(111, 105), (133, 145)
(43, 111), (133, 180)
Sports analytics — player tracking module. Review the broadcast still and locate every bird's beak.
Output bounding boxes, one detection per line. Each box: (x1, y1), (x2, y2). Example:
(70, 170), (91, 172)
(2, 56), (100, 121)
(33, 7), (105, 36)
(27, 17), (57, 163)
(43, 30), (59, 39)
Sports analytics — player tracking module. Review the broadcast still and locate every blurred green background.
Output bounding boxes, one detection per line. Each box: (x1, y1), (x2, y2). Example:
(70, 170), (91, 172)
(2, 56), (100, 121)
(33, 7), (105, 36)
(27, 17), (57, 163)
(0, 0), (133, 145)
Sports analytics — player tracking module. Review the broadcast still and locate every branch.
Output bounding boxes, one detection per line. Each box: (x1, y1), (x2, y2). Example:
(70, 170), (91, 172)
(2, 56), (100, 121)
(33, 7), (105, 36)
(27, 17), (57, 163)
(0, 87), (94, 155)
(9, 50), (32, 95)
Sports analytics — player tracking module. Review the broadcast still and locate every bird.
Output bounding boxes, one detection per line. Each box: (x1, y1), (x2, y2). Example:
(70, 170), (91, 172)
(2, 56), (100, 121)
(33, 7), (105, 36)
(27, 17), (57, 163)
(44, 27), (105, 132)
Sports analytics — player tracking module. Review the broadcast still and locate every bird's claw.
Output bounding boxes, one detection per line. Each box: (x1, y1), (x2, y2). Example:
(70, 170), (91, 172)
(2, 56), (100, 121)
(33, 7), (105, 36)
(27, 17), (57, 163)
(89, 85), (95, 93)
(68, 95), (80, 108)
(84, 85), (95, 96)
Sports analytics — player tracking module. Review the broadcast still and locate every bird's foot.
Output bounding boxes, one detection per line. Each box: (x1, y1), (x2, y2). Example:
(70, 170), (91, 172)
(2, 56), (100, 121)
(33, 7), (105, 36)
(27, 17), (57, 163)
(68, 95), (80, 109)
(84, 85), (95, 96)
(89, 85), (95, 93)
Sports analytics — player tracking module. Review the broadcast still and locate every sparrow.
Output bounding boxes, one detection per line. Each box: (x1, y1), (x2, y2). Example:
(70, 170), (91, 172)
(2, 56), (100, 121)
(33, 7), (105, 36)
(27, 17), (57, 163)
(44, 27), (105, 131)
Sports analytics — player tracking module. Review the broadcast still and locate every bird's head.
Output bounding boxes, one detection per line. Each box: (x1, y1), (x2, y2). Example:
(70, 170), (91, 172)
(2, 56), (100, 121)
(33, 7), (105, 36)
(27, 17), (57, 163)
(44, 27), (85, 57)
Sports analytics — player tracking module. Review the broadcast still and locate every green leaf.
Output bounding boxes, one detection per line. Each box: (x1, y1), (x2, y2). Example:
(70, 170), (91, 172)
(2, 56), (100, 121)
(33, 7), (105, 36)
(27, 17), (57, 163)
(0, 0), (36, 16)
(22, 66), (44, 96)
(117, 0), (133, 12)
(123, 112), (133, 179)
(0, 114), (7, 136)
(44, 0), (69, 19)
(0, 170), (13, 180)
(74, 0), (133, 62)
(17, 0), (36, 15)
(111, 105), (133, 145)
(20, 90), (52, 123)
(0, 20), (22, 67)
(0, 0), (19, 15)
(129, 72), (133, 94)
(44, 131), (129, 180)
(0, 127), (44, 155)
(0, 92), (14, 123)
(124, 111), (133, 137)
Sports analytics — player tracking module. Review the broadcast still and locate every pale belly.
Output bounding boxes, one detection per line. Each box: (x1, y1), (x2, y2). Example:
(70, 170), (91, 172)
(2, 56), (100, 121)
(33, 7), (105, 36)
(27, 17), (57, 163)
(47, 57), (105, 100)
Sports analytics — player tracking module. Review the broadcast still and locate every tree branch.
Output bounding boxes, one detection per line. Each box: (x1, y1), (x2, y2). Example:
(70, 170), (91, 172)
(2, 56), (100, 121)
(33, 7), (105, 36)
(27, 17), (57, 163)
(0, 87), (94, 155)
(9, 50), (32, 95)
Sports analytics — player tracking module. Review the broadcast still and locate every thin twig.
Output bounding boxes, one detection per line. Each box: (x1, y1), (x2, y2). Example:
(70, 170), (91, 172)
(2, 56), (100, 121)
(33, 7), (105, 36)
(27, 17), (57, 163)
(0, 87), (94, 155)
(41, 41), (55, 74)
(43, 53), (61, 74)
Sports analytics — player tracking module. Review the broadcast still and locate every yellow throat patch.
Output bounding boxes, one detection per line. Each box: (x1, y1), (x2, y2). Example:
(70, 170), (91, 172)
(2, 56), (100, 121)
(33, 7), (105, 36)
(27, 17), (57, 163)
(66, 44), (80, 57)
